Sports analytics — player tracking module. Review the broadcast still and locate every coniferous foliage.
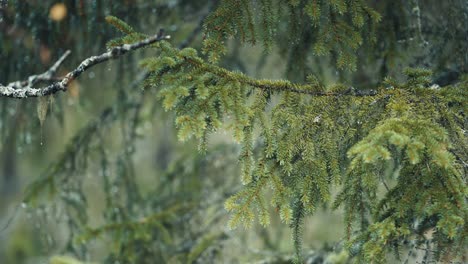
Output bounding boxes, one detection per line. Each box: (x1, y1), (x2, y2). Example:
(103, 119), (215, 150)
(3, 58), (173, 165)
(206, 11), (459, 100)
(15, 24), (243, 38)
(203, 0), (381, 71)
(0, 1), (466, 264)
(83, 10), (466, 263)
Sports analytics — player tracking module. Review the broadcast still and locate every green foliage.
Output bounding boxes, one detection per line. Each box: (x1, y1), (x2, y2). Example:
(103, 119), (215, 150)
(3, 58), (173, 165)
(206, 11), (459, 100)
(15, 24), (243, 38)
(151, 51), (465, 264)
(341, 118), (466, 262)
(15, 2), (467, 263)
(202, 0), (257, 62)
(186, 231), (228, 264)
(203, 0), (381, 70)
(94, 17), (468, 261)
(105, 15), (147, 49)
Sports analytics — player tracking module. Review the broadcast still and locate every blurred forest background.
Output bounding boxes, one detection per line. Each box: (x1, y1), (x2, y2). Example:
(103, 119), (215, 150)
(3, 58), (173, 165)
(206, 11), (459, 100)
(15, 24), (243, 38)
(0, 0), (466, 263)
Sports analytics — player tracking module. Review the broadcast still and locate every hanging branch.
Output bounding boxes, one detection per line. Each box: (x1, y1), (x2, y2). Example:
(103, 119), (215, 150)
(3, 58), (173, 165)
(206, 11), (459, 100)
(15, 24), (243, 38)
(0, 31), (170, 99)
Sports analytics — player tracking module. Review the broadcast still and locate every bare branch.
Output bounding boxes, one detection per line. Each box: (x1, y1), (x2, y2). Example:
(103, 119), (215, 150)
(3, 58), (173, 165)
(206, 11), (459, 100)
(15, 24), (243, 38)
(0, 33), (170, 99)
(7, 50), (72, 89)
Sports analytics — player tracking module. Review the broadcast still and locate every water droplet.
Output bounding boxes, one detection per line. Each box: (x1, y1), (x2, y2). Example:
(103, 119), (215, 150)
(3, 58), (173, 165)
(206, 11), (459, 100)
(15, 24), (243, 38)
(88, 71), (95, 79)
(7, 107), (15, 115)
(46, 234), (53, 246)
(21, 202), (27, 208)
(40, 126), (44, 146)
(25, 133), (32, 144)
(111, 186), (118, 194)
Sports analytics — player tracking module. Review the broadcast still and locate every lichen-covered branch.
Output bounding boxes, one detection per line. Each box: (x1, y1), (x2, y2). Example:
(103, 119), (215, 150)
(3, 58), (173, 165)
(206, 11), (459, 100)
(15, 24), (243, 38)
(179, 56), (379, 96)
(6, 50), (71, 89)
(0, 32), (170, 99)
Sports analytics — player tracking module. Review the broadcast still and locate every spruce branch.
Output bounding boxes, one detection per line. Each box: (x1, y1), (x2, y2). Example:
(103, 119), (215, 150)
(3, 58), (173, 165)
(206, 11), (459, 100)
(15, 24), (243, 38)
(0, 32), (170, 99)
(181, 56), (378, 97)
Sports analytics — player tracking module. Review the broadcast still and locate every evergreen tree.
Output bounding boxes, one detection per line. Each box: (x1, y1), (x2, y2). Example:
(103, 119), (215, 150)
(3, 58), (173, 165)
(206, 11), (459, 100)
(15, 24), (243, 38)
(0, 1), (466, 263)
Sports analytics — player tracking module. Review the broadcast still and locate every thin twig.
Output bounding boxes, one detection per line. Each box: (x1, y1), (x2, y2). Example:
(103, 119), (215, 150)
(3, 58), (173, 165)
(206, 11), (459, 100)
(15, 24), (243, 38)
(7, 50), (72, 89)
